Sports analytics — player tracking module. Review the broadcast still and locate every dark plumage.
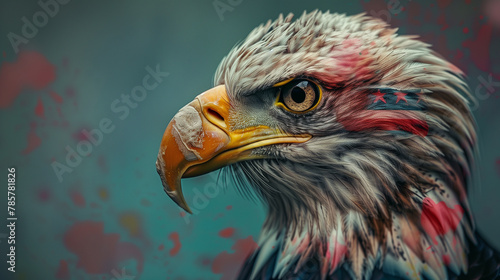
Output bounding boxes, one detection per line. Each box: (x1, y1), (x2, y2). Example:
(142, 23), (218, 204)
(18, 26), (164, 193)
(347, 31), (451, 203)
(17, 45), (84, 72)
(156, 10), (500, 279)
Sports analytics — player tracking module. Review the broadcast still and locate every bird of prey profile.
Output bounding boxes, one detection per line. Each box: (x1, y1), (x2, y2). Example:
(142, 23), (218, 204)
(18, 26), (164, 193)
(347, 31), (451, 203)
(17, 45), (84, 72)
(156, 11), (500, 279)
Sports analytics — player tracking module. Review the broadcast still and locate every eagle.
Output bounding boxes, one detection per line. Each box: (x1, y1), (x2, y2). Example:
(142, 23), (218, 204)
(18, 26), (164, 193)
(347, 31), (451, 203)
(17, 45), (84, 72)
(155, 11), (500, 279)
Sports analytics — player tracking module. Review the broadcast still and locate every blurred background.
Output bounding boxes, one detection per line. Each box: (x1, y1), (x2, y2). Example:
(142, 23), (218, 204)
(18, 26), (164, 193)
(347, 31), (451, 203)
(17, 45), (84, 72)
(0, 0), (499, 279)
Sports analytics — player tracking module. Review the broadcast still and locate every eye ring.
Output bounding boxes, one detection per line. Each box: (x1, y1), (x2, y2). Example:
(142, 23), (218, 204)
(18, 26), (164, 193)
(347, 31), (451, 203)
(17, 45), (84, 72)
(274, 79), (322, 114)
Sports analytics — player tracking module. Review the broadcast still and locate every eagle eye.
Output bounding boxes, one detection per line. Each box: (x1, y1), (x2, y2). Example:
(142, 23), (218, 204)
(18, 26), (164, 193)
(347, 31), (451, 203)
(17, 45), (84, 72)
(276, 79), (321, 113)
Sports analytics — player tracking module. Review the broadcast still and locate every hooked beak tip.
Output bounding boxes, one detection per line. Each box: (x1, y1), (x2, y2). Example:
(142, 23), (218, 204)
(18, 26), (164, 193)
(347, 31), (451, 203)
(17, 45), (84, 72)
(164, 189), (192, 214)
(157, 157), (192, 214)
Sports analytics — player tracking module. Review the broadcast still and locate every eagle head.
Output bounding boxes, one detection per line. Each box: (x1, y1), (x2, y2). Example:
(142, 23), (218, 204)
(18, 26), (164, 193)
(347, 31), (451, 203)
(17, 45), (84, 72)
(156, 11), (480, 279)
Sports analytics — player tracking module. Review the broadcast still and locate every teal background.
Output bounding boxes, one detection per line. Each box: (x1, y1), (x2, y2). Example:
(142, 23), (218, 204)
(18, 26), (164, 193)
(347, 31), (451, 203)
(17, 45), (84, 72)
(0, 0), (499, 279)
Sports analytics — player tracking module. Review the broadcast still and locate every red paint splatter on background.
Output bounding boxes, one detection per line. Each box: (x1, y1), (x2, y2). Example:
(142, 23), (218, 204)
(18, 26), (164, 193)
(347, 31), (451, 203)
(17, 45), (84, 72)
(226, 205), (233, 210)
(0, 51), (56, 108)
(38, 188), (51, 202)
(22, 122), (41, 154)
(158, 244), (165, 251)
(56, 260), (70, 280)
(169, 232), (181, 256)
(196, 256), (212, 267)
(219, 227), (235, 238)
(63, 221), (143, 274)
(407, 1), (422, 26)
(359, 0), (388, 20)
(70, 190), (85, 207)
(485, 0), (500, 27)
(437, 13), (450, 31)
(72, 127), (91, 142)
(359, 0), (500, 81)
(463, 27), (469, 34)
(437, 0), (452, 9)
(421, 198), (464, 245)
(35, 97), (44, 118)
(50, 90), (63, 104)
(462, 24), (493, 73)
(179, 212), (186, 217)
(212, 236), (258, 280)
(495, 158), (500, 177)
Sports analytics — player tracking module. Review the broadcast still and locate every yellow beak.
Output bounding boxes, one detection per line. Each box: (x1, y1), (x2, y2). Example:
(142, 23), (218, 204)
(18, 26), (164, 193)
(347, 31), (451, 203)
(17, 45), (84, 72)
(156, 85), (311, 213)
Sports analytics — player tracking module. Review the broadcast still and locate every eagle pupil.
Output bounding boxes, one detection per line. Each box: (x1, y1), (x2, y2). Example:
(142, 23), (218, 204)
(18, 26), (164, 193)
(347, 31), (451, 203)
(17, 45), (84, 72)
(291, 87), (306, 103)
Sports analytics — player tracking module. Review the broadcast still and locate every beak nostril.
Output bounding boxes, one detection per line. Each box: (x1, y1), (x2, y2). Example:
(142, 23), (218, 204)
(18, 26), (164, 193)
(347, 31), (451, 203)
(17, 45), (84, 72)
(206, 108), (226, 126)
